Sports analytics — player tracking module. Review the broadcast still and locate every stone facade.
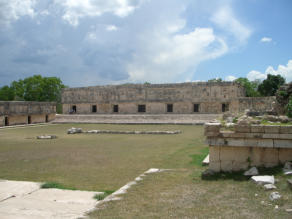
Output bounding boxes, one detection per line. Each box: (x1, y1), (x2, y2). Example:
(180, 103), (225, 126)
(205, 123), (292, 172)
(0, 101), (56, 127)
(62, 82), (274, 114)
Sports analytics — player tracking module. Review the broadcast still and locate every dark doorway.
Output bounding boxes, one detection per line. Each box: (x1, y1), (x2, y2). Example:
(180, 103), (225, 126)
(45, 115), (49, 123)
(222, 103), (229, 112)
(113, 105), (119, 113)
(4, 116), (9, 126)
(138, 104), (146, 113)
(194, 104), (200, 112)
(72, 105), (77, 113)
(92, 105), (97, 113)
(28, 116), (31, 124)
(167, 104), (173, 113)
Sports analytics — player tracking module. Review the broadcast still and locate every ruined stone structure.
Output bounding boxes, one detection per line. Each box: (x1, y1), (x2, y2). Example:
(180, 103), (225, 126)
(62, 82), (275, 114)
(205, 123), (292, 172)
(0, 101), (56, 127)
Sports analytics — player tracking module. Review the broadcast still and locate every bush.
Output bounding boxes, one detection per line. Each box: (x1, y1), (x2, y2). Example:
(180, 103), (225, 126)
(286, 97), (292, 118)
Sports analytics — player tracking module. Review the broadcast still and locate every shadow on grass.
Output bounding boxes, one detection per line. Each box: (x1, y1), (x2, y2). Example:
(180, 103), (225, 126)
(201, 165), (284, 181)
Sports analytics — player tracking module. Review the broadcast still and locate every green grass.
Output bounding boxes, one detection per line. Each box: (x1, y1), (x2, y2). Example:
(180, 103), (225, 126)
(94, 190), (115, 200)
(41, 181), (77, 190)
(0, 123), (291, 218)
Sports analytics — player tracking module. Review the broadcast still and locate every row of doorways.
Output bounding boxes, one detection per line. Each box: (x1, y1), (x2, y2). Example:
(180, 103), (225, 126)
(4, 115), (49, 126)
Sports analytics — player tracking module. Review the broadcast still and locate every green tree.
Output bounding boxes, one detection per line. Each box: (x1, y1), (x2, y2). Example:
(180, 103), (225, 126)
(208, 78), (223, 82)
(10, 75), (65, 102)
(258, 74), (285, 96)
(235, 77), (260, 97)
(0, 86), (15, 101)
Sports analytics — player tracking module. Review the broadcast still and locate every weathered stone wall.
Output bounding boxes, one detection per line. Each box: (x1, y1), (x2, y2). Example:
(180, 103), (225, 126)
(205, 123), (292, 172)
(0, 101), (56, 126)
(237, 97), (276, 113)
(62, 82), (246, 114)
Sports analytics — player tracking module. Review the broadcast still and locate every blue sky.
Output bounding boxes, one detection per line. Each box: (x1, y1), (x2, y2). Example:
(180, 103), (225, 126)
(0, 0), (291, 87)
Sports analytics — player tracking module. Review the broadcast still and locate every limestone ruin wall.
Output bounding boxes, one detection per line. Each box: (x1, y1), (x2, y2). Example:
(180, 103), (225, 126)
(0, 101), (56, 126)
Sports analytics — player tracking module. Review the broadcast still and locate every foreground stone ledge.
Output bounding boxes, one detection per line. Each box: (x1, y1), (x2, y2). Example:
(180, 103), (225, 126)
(204, 123), (292, 172)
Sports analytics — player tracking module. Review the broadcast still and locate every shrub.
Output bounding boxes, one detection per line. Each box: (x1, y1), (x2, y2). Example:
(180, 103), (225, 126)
(286, 97), (292, 118)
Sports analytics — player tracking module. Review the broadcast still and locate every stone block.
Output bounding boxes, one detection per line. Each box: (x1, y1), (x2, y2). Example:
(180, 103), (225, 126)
(232, 161), (249, 171)
(250, 147), (263, 166)
(279, 149), (292, 163)
(226, 138), (245, 147)
(249, 148), (279, 166)
(220, 160), (233, 172)
(280, 126), (292, 134)
(232, 147), (250, 162)
(257, 139), (274, 148)
(274, 140), (292, 148)
(209, 146), (220, 162)
(235, 125), (250, 133)
(251, 125), (265, 133)
(204, 123), (221, 132)
(204, 131), (220, 137)
(262, 133), (292, 140)
(209, 161), (221, 172)
(264, 125), (280, 134)
(220, 146), (234, 161)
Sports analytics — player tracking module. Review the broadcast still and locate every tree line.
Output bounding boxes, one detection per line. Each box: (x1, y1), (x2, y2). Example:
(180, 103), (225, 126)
(208, 74), (286, 97)
(0, 75), (65, 102)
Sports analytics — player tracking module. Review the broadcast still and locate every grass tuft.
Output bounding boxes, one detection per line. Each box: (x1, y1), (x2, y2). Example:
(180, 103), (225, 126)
(190, 147), (209, 166)
(41, 182), (77, 190)
(94, 190), (115, 201)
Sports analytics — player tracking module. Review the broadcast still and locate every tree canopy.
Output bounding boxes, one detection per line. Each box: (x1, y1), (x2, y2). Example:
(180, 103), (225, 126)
(0, 75), (65, 102)
(234, 77), (261, 97)
(258, 74), (285, 96)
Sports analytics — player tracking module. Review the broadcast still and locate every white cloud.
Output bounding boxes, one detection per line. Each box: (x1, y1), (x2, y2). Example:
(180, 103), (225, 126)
(54, 0), (144, 26)
(225, 75), (237, 81)
(247, 60), (292, 82)
(127, 27), (228, 82)
(211, 6), (251, 43)
(106, 25), (118, 31)
(247, 70), (267, 81)
(0, 0), (36, 26)
(260, 37), (272, 43)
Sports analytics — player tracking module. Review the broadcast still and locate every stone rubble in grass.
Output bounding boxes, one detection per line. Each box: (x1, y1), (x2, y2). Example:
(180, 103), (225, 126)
(85, 130), (181, 134)
(251, 175), (275, 185)
(286, 209), (292, 213)
(283, 161), (292, 175)
(244, 167), (259, 176)
(37, 135), (57, 139)
(269, 192), (281, 201)
(264, 184), (277, 190)
(67, 127), (82, 134)
(202, 154), (209, 166)
(287, 179), (292, 189)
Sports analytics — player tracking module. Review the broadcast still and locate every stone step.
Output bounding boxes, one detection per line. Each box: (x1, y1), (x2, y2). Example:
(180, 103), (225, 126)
(53, 114), (221, 124)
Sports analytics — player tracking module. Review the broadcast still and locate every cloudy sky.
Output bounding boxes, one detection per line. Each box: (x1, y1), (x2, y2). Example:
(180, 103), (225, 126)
(0, 0), (292, 87)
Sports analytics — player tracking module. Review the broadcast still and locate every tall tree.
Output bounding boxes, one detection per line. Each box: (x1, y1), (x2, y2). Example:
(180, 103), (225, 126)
(10, 75), (65, 102)
(258, 74), (285, 96)
(235, 77), (260, 97)
(0, 86), (15, 101)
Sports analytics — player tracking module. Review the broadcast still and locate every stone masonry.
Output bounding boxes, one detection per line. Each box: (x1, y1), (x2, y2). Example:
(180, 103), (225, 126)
(62, 82), (275, 114)
(0, 101), (56, 127)
(205, 123), (292, 172)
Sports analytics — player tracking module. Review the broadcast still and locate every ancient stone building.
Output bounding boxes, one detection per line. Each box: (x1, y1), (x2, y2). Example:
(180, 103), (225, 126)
(0, 101), (56, 127)
(61, 82), (275, 114)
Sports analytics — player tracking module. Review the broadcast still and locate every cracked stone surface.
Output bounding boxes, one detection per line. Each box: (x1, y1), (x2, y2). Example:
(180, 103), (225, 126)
(0, 180), (102, 219)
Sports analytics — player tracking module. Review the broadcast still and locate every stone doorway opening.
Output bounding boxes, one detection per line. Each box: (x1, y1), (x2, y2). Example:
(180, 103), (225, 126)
(4, 116), (9, 126)
(45, 115), (49, 123)
(28, 116), (31, 124)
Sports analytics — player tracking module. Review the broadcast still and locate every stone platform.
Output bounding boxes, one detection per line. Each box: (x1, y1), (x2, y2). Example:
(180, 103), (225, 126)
(53, 114), (221, 125)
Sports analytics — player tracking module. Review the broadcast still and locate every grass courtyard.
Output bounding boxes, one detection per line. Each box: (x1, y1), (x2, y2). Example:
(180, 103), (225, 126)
(0, 124), (291, 218)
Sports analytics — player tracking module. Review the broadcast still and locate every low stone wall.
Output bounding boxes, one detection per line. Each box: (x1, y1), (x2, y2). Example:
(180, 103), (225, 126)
(205, 123), (292, 172)
(0, 101), (56, 127)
